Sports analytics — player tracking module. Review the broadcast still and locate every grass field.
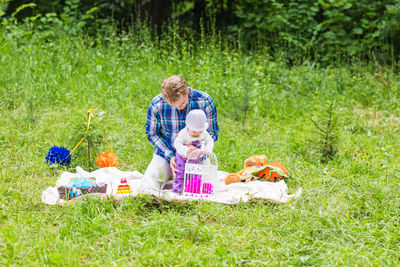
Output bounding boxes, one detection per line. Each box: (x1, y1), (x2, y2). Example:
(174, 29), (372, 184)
(1, 32), (400, 265)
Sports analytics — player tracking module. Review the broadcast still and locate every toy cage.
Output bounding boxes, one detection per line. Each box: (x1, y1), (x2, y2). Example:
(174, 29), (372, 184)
(183, 150), (218, 198)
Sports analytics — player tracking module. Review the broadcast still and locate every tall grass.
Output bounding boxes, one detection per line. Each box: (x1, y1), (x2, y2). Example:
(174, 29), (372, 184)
(0, 25), (400, 265)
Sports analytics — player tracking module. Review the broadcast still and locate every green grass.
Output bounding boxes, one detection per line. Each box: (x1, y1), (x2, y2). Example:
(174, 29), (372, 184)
(0, 32), (400, 265)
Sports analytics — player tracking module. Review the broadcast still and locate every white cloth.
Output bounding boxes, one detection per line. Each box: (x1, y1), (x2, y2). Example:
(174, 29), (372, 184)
(41, 166), (302, 205)
(174, 127), (214, 156)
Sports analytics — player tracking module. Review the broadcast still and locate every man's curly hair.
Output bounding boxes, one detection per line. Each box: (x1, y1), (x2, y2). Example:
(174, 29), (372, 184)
(161, 75), (188, 104)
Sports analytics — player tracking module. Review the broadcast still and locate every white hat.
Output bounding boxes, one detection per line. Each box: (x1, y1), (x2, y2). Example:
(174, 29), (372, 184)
(186, 109), (209, 131)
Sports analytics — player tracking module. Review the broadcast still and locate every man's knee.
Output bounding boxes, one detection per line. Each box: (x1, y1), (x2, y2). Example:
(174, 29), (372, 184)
(143, 155), (172, 189)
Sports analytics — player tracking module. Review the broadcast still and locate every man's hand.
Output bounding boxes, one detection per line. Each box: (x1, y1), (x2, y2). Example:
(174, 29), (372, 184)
(170, 156), (179, 177)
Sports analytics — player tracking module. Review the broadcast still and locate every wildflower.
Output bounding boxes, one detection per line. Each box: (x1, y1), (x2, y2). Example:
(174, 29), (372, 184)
(258, 66), (262, 69)
(353, 76), (356, 79)
(233, 57), (237, 61)
(98, 110), (106, 120)
(329, 73), (334, 79)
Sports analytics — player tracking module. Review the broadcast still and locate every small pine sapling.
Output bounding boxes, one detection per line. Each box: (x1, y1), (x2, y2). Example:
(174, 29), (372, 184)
(70, 118), (103, 169)
(310, 102), (339, 163)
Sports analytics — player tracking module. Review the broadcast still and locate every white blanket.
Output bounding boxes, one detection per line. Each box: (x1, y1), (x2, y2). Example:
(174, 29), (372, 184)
(41, 167), (302, 205)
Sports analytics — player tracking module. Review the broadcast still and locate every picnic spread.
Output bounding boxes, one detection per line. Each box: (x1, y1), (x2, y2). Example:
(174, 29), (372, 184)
(41, 166), (302, 205)
(42, 110), (302, 205)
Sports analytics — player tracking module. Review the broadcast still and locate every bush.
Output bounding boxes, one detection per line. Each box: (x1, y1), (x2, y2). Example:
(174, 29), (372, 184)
(2, 0), (400, 63)
(234, 0), (400, 63)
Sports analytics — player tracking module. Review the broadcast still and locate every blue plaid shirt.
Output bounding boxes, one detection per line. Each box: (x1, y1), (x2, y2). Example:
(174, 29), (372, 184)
(145, 88), (219, 163)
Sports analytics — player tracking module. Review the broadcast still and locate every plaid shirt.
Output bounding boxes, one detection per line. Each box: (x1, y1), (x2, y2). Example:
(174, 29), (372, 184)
(145, 88), (219, 163)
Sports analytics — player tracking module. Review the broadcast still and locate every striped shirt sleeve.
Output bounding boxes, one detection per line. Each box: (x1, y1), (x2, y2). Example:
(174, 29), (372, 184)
(204, 96), (219, 142)
(145, 103), (175, 162)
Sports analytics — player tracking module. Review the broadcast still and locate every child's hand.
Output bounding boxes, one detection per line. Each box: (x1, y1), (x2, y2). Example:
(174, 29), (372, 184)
(185, 144), (197, 150)
(186, 146), (198, 157)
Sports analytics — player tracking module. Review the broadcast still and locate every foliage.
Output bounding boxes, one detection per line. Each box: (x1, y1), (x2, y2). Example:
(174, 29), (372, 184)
(2, 0), (400, 62)
(316, 0), (400, 62)
(0, 0), (100, 42)
(233, 0), (319, 54)
(234, 0), (400, 62)
(2, 0), (132, 23)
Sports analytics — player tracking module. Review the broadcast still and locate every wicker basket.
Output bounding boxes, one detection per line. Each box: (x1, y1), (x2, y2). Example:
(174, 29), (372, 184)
(58, 184), (108, 200)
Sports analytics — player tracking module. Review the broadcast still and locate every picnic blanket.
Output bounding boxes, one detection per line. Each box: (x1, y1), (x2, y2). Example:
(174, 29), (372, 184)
(41, 167), (302, 205)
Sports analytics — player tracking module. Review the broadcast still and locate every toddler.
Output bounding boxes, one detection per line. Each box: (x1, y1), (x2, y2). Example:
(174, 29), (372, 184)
(172, 109), (214, 193)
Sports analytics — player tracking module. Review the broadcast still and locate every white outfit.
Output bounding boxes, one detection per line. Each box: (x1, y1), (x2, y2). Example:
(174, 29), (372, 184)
(174, 127), (214, 156)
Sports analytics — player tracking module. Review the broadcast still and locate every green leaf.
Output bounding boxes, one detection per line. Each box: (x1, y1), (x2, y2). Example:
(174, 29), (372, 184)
(11, 3), (36, 17)
(353, 28), (363, 35)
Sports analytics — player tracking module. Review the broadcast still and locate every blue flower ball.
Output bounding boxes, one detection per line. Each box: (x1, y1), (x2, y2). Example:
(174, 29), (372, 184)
(45, 145), (71, 166)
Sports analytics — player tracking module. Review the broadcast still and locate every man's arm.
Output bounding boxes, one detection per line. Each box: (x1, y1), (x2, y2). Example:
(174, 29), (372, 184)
(145, 103), (175, 162)
(204, 96), (219, 142)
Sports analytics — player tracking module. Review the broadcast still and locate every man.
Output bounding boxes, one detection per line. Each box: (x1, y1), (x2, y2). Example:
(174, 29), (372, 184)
(143, 75), (219, 190)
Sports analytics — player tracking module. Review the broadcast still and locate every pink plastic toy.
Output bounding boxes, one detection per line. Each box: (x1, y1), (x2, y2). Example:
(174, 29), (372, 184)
(182, 150), (218, 198)
(184, 176), (214, 194)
